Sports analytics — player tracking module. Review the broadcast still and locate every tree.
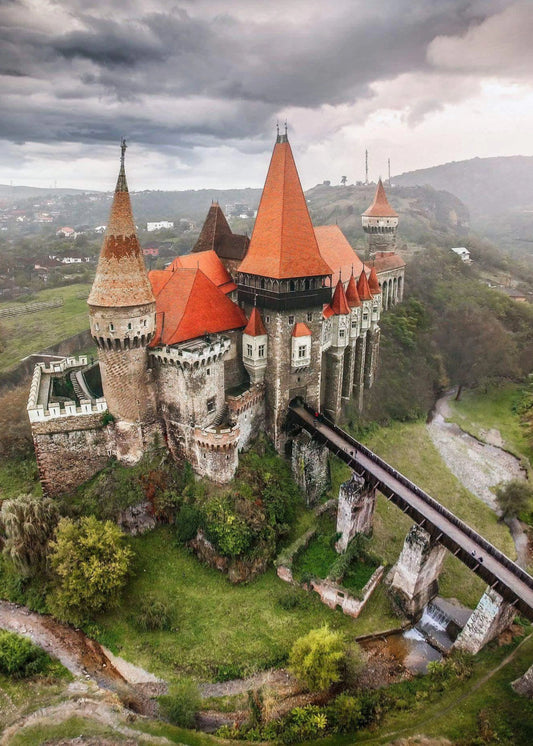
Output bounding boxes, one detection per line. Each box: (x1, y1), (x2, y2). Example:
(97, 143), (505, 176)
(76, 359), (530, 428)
(48, 516), (133, 624)
(0, 494), (59, 577)
(341, 176), (347, 186)
(495, 479), (533, 520)
(289, 626), (345, 692)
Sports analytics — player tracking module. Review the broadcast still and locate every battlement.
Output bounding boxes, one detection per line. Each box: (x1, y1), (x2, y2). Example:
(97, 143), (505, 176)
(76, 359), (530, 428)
(149, 335), (231, 369)
(194, 422), (240, 451)
(227, 383), (265, 416)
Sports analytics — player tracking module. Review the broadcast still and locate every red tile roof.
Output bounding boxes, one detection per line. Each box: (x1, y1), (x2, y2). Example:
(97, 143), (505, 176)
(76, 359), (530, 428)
(330, 278), (350, 315)
(314, 225), (364, 282)
(323, 305), (334, 319)
(368, 266), (381, 294)
(193, 203), (249, 260)
(149, 268), (247, 346)
(373, 251), (406, 272)
(357, 269), (373, 301)
(244, 307), (267, 337)
(167, 250), (236, 293)
(363, 179), (398, 218)
(292, 322), (312, 337)
(88, 155), (154, 308)
(345, 274), (361, 307)
(238, 138), (331, 279)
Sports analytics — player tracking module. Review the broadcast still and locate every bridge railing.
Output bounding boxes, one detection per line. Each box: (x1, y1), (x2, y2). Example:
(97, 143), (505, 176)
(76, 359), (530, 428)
(293, 404), (533, 593)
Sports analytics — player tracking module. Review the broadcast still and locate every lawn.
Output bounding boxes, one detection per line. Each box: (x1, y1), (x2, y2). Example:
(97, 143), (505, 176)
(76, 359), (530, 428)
(95, 526), (401, 684)
(447, 382), (533, 469)
(0, 283), (92, 373)
(0, 456), (42, 500)
(334, 420), (517, 609)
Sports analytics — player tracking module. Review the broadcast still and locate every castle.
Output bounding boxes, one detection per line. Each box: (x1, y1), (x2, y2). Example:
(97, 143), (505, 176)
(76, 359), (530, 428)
(27, 133), (405, 497)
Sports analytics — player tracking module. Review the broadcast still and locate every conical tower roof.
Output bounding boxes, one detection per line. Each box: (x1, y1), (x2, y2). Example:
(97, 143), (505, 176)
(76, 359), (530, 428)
(244, 307), (267, 336)
(363, 179), (398, 218)
(192, 202), (233, 253)
(346, 274), (361, 307)
(357, 269), (373, 301)
(238, 132), (331, 279)
(330, 278), (350, 315)
(368, 265), (381, 294)
(88, 141), (154, 308)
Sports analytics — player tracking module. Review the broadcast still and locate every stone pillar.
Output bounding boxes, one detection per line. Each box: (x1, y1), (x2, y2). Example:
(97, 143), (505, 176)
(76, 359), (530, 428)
(324, 347), (344, 422)
(388, 524), (447, 619)
(512, 663), (533, 698)
(342, 344), (356, 401)
(453, 588), (515, 655)
(335, 473), (376, 552)
(364, 327), (380, 389)
(353, 333), (366, 412)
(291, 431), (330, 506)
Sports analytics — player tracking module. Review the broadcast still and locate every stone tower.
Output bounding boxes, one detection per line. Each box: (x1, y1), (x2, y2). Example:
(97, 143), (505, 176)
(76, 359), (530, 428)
(362, 179), (399, 256)
(87, 141), (156, 462)
(237, 130), (332, 452)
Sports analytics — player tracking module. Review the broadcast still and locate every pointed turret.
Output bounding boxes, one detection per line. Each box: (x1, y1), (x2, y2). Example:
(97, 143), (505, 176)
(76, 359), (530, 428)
(244, 307), (267, 337)
(357, 269), (373, 301)
(361, 178), (399, 256)
(363, 178), (398, 218)
(368, 266), (381, 295)
(330, 278), (350, 315)
(346, 274), (361, 307)
(238, 134), (331, 279)
(88, 141), (154, 308)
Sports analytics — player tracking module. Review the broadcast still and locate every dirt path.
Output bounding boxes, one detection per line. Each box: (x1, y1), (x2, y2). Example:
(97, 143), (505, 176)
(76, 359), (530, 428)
(427, 392), (529, 565)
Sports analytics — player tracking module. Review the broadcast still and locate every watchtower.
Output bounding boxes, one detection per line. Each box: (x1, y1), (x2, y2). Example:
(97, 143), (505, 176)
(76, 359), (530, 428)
(362, 179), (399, 255)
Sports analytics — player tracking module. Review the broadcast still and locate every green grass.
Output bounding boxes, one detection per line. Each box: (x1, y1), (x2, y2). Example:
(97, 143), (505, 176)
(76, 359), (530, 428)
(94, 527), (400, 683)
(7, 716), (126, 745)
(342, 562), (376, 593)
(448, 382), (533, 469)
(0, 456), (42, 500)
(0, 283), (91, 372)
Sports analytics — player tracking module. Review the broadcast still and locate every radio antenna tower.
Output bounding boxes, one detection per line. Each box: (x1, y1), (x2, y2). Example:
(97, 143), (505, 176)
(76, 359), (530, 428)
(388, 158), (391, 186)
(365, 149), (369, 185)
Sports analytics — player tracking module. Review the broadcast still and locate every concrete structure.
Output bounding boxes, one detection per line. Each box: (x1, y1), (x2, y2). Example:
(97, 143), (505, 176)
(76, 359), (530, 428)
(335, 472), (376, 552)
(453, 588), (515, 654)
(388, 524), (447, 619)
(28, 133), (405, 498)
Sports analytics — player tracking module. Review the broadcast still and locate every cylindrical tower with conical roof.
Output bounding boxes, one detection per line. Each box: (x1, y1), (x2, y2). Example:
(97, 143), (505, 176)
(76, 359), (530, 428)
(88, 141), (156, 461)
(362, 179), (399, 255)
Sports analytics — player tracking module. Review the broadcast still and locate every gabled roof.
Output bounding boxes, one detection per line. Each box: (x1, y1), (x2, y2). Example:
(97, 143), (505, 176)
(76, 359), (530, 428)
(238, 136), (331, 279)
(149, 268), (247, 346)
(368, 266), (381, 294)
(192, 202), (232, 253)
(373, 251), (406, 272)
(292, 322), (312, 337)
(88, 145), (154, 308)
(167, 250), (236, 293)
(345, 274), (361, 307)
(363, 179), (398, 218)
(314, 225), (364, 282)
(330, 278), (350, 315)
(357, 269), (373, 301)
(244, 307), (267, 337)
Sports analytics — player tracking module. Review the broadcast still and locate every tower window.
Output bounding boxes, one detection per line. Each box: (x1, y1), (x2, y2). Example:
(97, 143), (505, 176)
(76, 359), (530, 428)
(288, 315), (295, 325)
(127, 322), (132, 330)
(94, 322), (100, 332)
(258, 344), (265, 358)
(207, 397), (216, 413)
(289, 281), (295, 292)
(339, 329), (345, 338)
(265, 316), (270, 324)
(298, 345), (307, 358)
(206, 368), (210, 376)
(246, 343), (253, 357)
(307, 312), (313, 322)
(109, 323), (114, 332)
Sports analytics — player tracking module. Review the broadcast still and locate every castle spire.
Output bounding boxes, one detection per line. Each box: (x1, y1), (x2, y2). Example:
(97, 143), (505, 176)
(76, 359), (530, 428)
(357, 268), (373, 301)
(368, 265), (381, 294)
(88, 141), (154, 308)
(363, 178), (398, 218)
(330, 277), (350, 315)
(346, 274), (361, 307)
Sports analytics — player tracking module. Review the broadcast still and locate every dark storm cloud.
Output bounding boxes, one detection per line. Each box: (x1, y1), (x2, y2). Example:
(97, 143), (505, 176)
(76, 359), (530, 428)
(0, 0), (518, 151)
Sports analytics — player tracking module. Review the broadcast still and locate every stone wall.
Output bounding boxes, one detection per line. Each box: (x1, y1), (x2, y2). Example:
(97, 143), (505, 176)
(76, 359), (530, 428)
(291, 430), (330, 506)
(32, 412), (115, 497)
(453, 588), (515, 655)
(311, 566), (384, 619)
(335, 473), (376, 552)
(223, 329), (248, 391)
(227, 384), (266, 451)
(189, 529), (269, 583)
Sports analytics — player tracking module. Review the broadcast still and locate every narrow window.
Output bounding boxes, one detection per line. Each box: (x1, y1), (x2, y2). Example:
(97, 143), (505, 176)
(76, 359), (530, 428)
(109, 323), (114, 332)
(207, 397), (216, 413)
(307, 312), (313, 322)
(265, 316), (270, 324)
(339, 329), (345, 338)
(288, 315), (295, 325)
(127, 322), (132, 330)
(258, 344), (265, 358)
(298, 345), (307, 359)
(246, 343), (253, 357)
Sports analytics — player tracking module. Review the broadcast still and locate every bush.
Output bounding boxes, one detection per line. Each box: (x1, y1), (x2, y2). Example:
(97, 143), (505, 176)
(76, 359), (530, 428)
(48, 516), (133, 624)
(289, 626), (345, 692)
(158, 678), (201, 728)
(136, 595), (174, 631)
(0, 630), (49, 678)
(495, 479), (533, 520)
(328, 693), (365, 733)
(175, 503), (202, 544)
(277, 590), (302, 610)
(0, 494), (59, 578)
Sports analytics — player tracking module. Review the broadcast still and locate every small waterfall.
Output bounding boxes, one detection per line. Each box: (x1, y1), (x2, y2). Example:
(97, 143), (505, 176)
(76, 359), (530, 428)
(421, 602), (450, 632)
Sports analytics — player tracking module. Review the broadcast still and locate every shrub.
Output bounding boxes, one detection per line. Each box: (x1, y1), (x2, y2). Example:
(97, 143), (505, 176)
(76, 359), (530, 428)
(0, 630), (49, 678)
(495, 479), (533, 520)
(328, 693), (365, 733)
(204, 495), (252, 558)
(341, 642), (365, 689)
(158, 678), (201, 728)
(289, 626), (345, 692)
(175, 503), (202, 544)
(0, 494), (59, 578)
(48, 516), (133, 624)
(136, 595), (174, 631)
(277, 590), (302, 610)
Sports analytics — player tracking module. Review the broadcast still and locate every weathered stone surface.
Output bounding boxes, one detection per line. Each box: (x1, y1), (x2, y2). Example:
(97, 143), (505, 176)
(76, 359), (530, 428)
(117, 501), (156, 535)
(311, 565), (384, 618)
(189, 530), (269, 583)
(388, 524), (447, 619)
(453, 587), (515, 654)
(291, 431), (330, 506)
(227, 384), (266, 451)
(335, 472), (376, 552)
(512, 663), (533, 698)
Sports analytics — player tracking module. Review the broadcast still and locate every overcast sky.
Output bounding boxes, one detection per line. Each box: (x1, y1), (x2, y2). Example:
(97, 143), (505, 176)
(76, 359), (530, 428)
(1, 0), (532, 191)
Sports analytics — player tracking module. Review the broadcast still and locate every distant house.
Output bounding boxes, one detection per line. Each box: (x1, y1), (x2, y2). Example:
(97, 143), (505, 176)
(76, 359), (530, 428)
(146, 221), (174, 232)
(142, 246), (159, 257)
(451, 247), (471, 263)
(56, 226), (75, 238)
(94, 225), (107, 234)
(500, 287), (528, 303)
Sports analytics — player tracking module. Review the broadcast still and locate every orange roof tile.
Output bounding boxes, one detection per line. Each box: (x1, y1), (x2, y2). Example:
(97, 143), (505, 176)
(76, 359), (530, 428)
(357, 269), (373, 301)
(149, 268), (247, 346)
(373, 251), (406, 272)
(88, 147), (154, 308)
(292, 322), (312, 337)
(330, 278), (350, 315)
(323, 305), (334, 319)
(314, 225), (364, 282)
(368, 266), (381, 294)
(244, 307), (267, 337)
(345, 274), (361, 308)
(238, 137), (331, 279)
(363, 179), (398, 218)
(167, 250), (236, 293)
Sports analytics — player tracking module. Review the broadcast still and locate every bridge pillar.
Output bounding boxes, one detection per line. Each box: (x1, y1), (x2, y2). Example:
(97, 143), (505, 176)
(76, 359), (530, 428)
(291, 430), (330, 507)
(388, 524), (447, 619)
(512, 663), (533, 698)
(335, 472), (376, 552)
(453, 588), (515, 655)
(353, 333), (366, 412)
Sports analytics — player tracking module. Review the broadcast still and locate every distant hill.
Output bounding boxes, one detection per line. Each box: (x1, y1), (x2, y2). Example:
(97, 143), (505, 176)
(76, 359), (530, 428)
(394, 156), (533, 218)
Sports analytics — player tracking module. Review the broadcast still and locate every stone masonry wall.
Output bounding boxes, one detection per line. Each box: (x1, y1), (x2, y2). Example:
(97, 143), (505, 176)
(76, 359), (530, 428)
(291, 430), (330, 506)
(335, 473), (376, 552)
(453, 588), (515, 655)
(223, 329), (248, 391)
(227, 384), (266, 451)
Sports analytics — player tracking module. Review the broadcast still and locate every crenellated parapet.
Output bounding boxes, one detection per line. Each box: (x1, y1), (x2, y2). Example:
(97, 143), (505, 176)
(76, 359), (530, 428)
(194, 423), (240, 452)
(149, 336), (231, 370)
